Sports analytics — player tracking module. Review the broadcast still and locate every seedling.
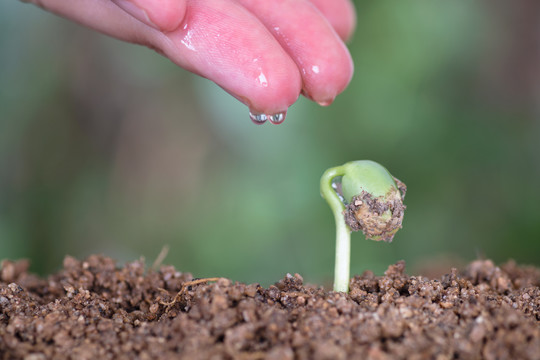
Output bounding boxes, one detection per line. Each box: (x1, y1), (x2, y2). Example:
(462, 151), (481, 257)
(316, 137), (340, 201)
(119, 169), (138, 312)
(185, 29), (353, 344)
(320, 160), (406, 292)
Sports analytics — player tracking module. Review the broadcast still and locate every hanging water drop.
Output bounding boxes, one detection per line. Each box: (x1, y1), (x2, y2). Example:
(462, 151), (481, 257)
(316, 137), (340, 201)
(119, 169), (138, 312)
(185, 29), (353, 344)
(269, 111), (286, 125)
(249, 110), (287, 125)
(249, 112), (268, 125)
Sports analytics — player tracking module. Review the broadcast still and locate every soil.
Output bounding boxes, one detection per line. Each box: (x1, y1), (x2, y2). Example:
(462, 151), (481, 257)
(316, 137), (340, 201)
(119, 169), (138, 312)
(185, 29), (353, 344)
(1, 255), (539, 360)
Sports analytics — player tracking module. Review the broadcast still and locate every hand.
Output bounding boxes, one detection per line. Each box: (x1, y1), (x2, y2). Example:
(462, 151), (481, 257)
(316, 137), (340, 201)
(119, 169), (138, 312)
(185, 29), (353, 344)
(27, 0), (355, 123)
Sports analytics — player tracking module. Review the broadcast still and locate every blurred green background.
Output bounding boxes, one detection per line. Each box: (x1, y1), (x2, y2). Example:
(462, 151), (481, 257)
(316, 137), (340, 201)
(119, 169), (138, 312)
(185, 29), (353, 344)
(1, 1), (539, 286)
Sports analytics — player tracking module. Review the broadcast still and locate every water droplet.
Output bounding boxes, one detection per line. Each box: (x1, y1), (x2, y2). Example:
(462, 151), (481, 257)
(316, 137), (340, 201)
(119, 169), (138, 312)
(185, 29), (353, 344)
(249, 111), (287, 125)
(332, 180), (346, 203)
(249, 112), (268, 125)
(269, 111), (286, 125)
(257, 72), (268, 87)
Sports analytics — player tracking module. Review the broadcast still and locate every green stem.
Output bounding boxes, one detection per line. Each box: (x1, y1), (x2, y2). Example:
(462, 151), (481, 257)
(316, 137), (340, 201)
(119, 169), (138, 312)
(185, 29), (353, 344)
(320, 166), (350, 292)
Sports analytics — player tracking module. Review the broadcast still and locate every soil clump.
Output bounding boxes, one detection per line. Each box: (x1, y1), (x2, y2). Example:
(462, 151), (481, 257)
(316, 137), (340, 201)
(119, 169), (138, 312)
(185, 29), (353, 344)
(1, 255), (539, 359)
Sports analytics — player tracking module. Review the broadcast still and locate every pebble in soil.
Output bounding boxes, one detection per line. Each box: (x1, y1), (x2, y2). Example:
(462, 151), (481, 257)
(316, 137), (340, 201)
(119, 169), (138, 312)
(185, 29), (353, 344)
(0, 255), (539, 359)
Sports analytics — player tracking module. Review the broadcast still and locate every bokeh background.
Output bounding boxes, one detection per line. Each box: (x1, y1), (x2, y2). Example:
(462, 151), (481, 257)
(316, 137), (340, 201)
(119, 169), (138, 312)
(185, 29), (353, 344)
(1, 0), (539, 286)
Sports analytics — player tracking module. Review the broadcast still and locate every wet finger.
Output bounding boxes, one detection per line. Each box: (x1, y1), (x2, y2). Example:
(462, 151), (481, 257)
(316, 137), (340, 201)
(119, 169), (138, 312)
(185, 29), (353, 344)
(236, 0), (353, 106)
(158, 0), (302, 116)
(31, 0), (303, 119)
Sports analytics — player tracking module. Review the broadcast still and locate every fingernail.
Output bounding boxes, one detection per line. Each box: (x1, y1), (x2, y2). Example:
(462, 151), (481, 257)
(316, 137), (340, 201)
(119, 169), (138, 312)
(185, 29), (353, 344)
(317, 98), (335, 107)
(301, 89), (335, 107)
(113, 0), (158, 29)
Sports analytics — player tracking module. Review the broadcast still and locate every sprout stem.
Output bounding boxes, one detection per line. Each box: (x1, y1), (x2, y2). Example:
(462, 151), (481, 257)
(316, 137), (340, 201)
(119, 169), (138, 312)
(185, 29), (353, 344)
(321, 161), (406, 293)
(320, 165), (350, 292)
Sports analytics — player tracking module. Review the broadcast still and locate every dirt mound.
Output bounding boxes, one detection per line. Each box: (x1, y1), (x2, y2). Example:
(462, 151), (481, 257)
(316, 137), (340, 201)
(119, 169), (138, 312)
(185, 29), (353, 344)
(1, 255), (539, 359)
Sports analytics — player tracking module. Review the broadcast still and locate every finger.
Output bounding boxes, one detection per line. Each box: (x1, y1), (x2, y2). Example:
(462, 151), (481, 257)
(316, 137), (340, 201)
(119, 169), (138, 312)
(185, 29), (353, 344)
(29, 0), (303, 116)
(111, 0), (187, 32)
(236, 0), (353, 106)
(158, 0), (302, 115)
(27, 0), (160, 47)
(309, 0), (356, 42)
(31, 0), (302, 116)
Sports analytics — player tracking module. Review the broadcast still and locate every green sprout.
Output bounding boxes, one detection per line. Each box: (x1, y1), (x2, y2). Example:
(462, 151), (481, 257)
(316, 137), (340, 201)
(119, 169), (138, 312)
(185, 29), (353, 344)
(320, 160), (406, 292)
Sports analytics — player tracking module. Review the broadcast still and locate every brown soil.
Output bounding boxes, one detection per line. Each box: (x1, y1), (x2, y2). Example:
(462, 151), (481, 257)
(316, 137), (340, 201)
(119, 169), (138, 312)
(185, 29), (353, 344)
(1, 256), (539, 360)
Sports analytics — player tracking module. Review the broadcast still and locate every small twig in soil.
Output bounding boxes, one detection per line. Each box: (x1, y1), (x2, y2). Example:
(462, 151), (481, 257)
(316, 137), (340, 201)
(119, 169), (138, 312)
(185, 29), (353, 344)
(150, 245), (170, 272)
(234, 351), (267, 360)
(159, 277), (221, 311)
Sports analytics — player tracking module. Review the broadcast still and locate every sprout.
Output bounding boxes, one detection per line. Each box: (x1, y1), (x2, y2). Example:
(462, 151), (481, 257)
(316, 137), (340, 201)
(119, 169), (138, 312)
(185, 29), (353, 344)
(320, 160), (406, 292)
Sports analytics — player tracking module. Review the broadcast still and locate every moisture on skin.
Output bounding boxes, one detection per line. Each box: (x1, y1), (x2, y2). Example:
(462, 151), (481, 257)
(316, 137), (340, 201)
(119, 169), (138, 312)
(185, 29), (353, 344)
(343, 177), (406, 242)
(236, 0), (354, 106)
(32, 0), (355, 116)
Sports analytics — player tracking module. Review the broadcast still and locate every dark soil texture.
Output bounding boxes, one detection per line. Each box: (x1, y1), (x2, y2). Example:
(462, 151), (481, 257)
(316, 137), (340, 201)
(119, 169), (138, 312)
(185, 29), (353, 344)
(1, 256), (539, 360)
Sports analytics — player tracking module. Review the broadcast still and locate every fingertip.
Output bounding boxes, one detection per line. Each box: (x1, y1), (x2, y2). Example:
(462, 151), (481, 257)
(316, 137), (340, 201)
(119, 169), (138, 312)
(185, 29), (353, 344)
(145, 0), (187, 32)
(229, 57), (302, 115)
(247, 67), (302, 114)
(302, 45), (354, 105)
